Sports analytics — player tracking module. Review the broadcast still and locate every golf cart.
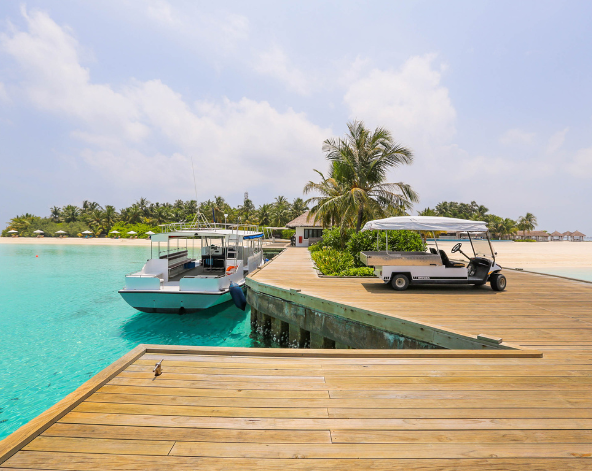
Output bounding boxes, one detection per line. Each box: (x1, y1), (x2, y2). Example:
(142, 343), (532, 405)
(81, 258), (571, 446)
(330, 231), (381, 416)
(359, 216), (506, 291)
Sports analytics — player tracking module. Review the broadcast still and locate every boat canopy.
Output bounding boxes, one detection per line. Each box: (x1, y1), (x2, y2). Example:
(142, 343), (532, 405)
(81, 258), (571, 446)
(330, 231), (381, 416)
(361, 216), (488, 232)
(150, 229), (263, 242)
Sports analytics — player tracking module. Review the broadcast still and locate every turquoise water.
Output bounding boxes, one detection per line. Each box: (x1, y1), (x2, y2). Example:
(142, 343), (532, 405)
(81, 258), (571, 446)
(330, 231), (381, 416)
(0, 243), (259, 440)
(529, 267), (592, 283)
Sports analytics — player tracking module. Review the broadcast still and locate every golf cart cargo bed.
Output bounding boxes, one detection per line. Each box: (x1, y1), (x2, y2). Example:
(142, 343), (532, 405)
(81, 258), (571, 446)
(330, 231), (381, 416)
(361, 251), (443, 267)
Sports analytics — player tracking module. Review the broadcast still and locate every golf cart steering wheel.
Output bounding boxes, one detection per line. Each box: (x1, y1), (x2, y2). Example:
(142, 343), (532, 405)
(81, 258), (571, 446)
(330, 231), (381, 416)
(451, 243), (462, 253)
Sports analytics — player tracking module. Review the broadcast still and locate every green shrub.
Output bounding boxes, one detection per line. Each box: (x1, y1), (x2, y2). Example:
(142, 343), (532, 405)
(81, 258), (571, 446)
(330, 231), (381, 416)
(514, 239), (536, 242)
(315, 227), (352, 250)
(281, 229), (295, 239)
(336, 267), (375, 277)
(346, 231), (377, 267)
(109, 222), (161, 238)
(311, 248), (355, 275)
(308, 242), (323, 253)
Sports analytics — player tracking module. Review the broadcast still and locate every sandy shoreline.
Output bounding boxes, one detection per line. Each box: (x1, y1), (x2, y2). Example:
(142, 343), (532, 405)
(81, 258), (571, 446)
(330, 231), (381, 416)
(0, 237), (151, 246)
(1, 238), (591, 268)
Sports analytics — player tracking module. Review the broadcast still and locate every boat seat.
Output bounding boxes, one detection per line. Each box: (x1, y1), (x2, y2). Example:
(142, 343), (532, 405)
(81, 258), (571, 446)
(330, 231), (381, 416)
(439, 250), (465, 268)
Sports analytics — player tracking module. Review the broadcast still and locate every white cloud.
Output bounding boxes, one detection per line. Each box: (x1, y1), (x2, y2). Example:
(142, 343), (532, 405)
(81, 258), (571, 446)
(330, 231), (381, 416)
(254, 45), (312, 95)
(567, 146), (592, 178)
(499, 128), (535, 146)
(547, 127), (569, 154)
(344, 54), (456, 148)
(1, 8), (329, 200)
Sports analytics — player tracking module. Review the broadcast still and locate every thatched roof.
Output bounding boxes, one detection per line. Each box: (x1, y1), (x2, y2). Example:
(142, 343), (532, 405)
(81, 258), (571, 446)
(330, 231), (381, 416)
(516, 230), (549, 237)
(572, 230), (586, 237)
(562, 231), (573, 236)
(286, 211), (323, 228)
(550, 231), (563, 236)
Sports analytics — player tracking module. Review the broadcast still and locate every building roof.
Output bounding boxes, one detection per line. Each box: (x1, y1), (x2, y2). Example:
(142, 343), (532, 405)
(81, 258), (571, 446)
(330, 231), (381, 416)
(562, 231), (573, 236)
(286, 211), (323, 228)
(550, 231), (563, 236)
(572, 230), (586, 237)
(516, 230), (549, 237)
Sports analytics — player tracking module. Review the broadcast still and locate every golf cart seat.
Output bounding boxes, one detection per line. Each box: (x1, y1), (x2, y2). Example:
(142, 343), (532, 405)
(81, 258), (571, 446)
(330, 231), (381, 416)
(439, 250), (465, 268)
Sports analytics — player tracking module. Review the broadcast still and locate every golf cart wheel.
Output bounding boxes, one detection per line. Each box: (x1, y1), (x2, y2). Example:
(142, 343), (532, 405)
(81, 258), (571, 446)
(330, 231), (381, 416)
(490, 274), (507, 292)
(391, 274), (410, 291)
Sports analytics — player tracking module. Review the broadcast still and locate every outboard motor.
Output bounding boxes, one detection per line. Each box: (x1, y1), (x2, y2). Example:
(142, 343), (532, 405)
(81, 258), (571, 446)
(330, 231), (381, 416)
(229, 282), (247, 311)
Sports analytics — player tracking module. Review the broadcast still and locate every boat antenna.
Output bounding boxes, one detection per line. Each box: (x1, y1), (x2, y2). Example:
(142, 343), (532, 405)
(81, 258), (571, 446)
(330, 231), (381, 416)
(190, 156), (199, 202)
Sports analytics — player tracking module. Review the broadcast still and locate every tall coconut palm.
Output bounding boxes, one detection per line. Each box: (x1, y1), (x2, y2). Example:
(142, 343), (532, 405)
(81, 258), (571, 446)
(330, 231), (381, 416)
(257, 204), (272, 226)
(517, 212), (537, 235)
(306, 121), (418, 232)
(49, 206), (62, 223)
(290, 198), (308, 220)
(62, 205), (80, 223)
(102, 205), (119, 231)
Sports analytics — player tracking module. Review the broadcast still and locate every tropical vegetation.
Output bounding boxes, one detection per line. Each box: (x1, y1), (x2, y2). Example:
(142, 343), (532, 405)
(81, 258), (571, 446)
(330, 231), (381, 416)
(304, 120), (418, 232)
(419, 201), (538, 240)
(2, 196), (309, 237)
(309, 227), (425, 276)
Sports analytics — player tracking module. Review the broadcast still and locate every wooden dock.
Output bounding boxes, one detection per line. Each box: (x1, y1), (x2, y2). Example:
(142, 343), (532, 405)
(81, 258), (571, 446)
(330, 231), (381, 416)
(1, 248), (592, 469)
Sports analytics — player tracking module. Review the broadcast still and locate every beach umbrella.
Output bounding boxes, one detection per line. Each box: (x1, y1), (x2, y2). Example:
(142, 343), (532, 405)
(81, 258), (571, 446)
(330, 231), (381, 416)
(145, 231), (155, 235)
(55, 230), (66, 234)
(110, 230), (120, 234)
(33, 230), (44, 234)
(8, 230), (17, 233)
(81, 230), (93, 234)
(127, 231), (137, 235)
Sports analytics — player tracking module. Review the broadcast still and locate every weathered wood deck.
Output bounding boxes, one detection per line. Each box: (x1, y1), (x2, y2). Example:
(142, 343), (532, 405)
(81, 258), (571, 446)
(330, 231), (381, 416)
(1, 248), (592, 469)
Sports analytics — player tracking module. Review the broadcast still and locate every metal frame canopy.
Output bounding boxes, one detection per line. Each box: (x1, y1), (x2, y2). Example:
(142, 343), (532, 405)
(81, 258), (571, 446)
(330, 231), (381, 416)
(361, 216), (488, 232)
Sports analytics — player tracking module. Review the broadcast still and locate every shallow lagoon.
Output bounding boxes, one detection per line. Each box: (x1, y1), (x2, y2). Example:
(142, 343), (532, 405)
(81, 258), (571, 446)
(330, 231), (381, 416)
(0, 243), (258, 439)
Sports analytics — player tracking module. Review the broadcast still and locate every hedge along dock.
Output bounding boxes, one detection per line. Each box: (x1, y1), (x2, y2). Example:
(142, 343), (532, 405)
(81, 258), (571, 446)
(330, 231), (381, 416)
(1, 249), (592, 469)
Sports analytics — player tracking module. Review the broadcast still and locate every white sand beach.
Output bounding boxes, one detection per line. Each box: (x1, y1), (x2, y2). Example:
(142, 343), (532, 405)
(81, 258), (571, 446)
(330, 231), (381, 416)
(0, 237), (151, 247)
(2, 237), (591, 268)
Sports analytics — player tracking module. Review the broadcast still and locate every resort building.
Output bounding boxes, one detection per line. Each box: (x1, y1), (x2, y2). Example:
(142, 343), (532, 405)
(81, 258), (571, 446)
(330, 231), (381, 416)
(515, 230), (551, 242)
(563, 231), (573, 241)
(550, 231), (563, 241)
(572, 230), (586, 241)
(286, 211), (324, 247)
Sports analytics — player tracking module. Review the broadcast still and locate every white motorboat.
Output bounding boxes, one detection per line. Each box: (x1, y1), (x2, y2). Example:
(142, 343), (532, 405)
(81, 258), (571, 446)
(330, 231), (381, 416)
(119, 215), (264, 313)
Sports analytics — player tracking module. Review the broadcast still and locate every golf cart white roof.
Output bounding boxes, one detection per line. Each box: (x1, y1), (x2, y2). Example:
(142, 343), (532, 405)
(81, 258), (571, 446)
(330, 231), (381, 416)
(362, 216), (488, 232)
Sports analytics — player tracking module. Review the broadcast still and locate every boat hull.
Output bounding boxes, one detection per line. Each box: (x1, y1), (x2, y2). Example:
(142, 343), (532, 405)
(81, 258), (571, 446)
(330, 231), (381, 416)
(118, 289), (233, 314)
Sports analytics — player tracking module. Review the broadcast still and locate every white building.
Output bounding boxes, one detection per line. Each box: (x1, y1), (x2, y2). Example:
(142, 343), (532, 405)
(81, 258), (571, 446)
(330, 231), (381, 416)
(286, 211), (324, 247)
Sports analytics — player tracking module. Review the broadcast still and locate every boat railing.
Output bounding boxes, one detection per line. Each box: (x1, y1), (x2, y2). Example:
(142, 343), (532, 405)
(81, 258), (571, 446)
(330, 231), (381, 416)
(160, 221), (261, 234)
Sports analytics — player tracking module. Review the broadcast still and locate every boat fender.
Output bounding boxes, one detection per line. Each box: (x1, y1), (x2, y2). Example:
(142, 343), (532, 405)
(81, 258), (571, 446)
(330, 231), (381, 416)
(229, 282), (247, 311)
(226, 265), (237, 275)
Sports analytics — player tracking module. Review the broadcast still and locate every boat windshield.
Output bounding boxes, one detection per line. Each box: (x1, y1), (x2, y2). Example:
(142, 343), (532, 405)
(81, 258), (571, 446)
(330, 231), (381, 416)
(468, 232), (495, 260)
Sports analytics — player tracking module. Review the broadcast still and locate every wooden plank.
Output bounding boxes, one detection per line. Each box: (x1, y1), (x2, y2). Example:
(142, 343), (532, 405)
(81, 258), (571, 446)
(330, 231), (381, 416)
(5, 452), (592, 471)
(0, 344), (147, 464)
(42, 423), (332, 443)
(23, 436), (174, 456)
(57, 412), (592, 430)
(331, 429), (592, 444)
(99, 384), (330, 399)
(73, 402), (330, 418)
(170, 441), (592, 459)
(87, 391), (589, 409)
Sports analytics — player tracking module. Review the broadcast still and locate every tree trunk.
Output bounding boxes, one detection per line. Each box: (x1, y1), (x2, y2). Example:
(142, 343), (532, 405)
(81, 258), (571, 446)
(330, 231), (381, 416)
(355, 206), (364, 233)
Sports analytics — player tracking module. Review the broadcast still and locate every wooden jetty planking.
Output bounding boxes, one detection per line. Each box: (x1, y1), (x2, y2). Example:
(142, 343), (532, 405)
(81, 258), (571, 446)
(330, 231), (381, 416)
(2, 248), (592, 469)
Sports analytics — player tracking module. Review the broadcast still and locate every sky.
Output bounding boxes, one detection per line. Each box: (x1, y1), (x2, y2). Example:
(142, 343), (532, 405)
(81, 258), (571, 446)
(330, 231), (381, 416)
(1, 0), (591, 234)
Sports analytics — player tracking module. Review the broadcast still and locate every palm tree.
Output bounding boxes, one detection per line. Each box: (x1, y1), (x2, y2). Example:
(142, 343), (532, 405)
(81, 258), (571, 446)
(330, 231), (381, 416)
(49, 206), (62, 223)
(102, 205), (119, 231)
(257, 204), (272, 226)
(290, 198), (308, 219)
(517, 212), (537, 235)
(136, 197), (151, 217)
(418, 207), (437, 216)
(306, 121), (418, 232)
(85, 209), (105, 235)
(62, 205), (80, 223)
(239, 198), (256, 223)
